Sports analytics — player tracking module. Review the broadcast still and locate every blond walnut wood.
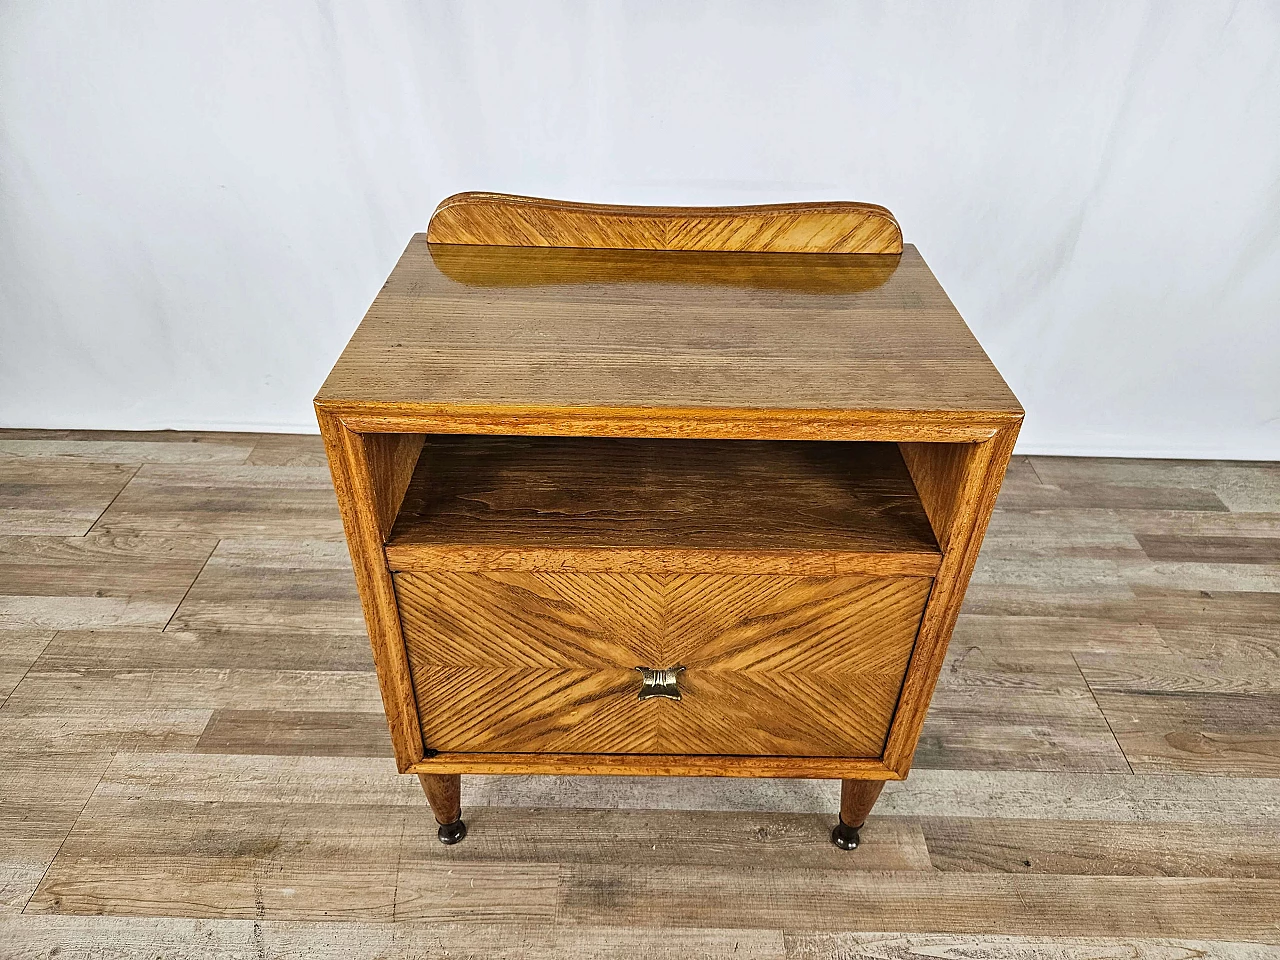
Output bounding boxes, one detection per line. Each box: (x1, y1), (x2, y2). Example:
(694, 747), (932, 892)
(426, 239), (903, 291)
(426, 192), (903, 254)
(418, 773), (461, 825)
(365, 433), (425, 541)
(840, 779), (886, 828)
(316, 191), (1022, 841)
(899, 441), (977, 552)
(340, 408), (1012, 444)
(407, 753), (900, 779)
(395, 570), (930, 758)
(884, 423), (1020, 774)
(385, 435), (940, 577)
(313, 242), (1022, 437)
(315, 410), (423, 770)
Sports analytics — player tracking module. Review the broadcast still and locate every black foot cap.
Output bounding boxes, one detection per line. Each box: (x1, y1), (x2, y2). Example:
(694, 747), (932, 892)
(831, 819), (861, 850)
(437, 818), (467, 845)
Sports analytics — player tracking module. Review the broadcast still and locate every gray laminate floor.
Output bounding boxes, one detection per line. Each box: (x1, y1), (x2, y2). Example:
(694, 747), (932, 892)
(1, 429), (1278, 956)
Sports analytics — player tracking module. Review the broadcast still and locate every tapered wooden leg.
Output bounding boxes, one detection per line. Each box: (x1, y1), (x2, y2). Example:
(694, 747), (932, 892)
(832, 779), (884, 850)
(419, 773), (466, 844)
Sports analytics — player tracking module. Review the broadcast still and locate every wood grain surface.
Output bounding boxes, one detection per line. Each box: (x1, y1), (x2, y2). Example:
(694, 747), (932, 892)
(425, 192), (904, 254)
(426, 239), (904, 291)
(884, 423), (1019, 774)
(396, 570), (929, 758)
(3, 430), (1278, 951)
(385, 435), (940, 576)
(316, 411), (423, 769)
(313, 241), (1021, 437)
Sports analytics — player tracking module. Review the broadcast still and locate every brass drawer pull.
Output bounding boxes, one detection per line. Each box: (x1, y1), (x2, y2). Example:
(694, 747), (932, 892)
(635, 664), (685, 701)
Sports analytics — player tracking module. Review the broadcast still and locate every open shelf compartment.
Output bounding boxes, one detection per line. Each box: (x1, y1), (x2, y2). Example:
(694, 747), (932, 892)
(383, 435), (942, 577)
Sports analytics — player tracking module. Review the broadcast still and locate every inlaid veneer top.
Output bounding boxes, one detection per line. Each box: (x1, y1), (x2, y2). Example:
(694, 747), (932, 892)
(316, 238), (1021, 426)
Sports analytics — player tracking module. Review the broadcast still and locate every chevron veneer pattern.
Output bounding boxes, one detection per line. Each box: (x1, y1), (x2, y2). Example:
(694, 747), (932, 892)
(425, 192), (904, 254)
(395, 570), (931, 758)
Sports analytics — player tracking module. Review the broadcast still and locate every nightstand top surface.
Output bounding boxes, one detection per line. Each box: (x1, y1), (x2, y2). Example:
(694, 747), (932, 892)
(316, 237), (1021, 433)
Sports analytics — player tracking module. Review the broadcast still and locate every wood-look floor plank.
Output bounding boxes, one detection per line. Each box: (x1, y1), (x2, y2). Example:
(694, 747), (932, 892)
(93, 752), (1280, 825)
(395, 807), (932, 871)
(921, 817), (1280, 879)
(95, 753), (424, 806)
(982, 507), (1149, 561)
(28, 799), (407, 920)
(963, 548), (1150, 622)
(950, 613), (1170, 654)
(1119, 559), (1280, 594)
(1138, 534), (1280, 565)
(1086, 694), (1280, 777)
(994, 479), (1230, 513)
(914, 687), (1131, 772)
(8, 920), (1274, 959)
(0, 800), (79, 915)
(0, 752), (113, 913)
(195, 709), (392, 757)
(784, 932), (1280, 959)
(1079, 652), (1280, 776)
(245, 433), (328, 466)
(94, 465), (343, 537)
(938, 642), (1089, 692)
(1077, 651), (1280, 696)
(34, 626), (375, 674)
(5, 664), (381, 717)
(872, 769), (1280, 825)
(1120, 508), (1280, 539)
(557, 864), (1280, 937)
(0, 439), (253, 464)
(0, 916), (786, 959)
(1029, 456), (1280, 513)
(0, 711), (211, 756)
(3, 628), (380, 757)
(0, 630), (52, 705)
(467, 773), (844, 814)
(1134, 587), (1280, 660)
(393, 862), (562, 924)
(29, 801), (560, 923)
(10, 628), (381, 720)
(0, 460), (136, 536)
(99, 752), (1280, 829)
(913, 641), (1130, 772)
(0, 429), (264, 445)
(167, 538), (363, 633)
(0, 533), (215, 629)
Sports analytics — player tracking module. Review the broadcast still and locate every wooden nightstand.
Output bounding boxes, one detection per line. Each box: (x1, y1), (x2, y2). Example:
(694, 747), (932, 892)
(316, 193), (1022, 849)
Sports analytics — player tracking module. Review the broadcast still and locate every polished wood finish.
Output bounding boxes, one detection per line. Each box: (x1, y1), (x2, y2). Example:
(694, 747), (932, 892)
(426, 239), (904, 291)
(339, 407), (1012, 444)
(5, 428), (1280, 949)
(840, 779), (886, 828)
(385, 436), (940, 577)
(364, 433), (425, 540)
(396, 570), (930, 758)
(313, 196), (1022, 847)
(898, 441), (976, 551)
(313, 242), (1021, 439)
(405, 753), (899, 779)
(418, 773), (461, 826)
(426, 192), (904, 254)
(316, 411), (423, 769)
(884, 424), (1019, 775)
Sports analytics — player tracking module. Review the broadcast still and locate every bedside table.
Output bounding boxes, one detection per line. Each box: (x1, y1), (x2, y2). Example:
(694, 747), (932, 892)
(316, 193), (1022, 849)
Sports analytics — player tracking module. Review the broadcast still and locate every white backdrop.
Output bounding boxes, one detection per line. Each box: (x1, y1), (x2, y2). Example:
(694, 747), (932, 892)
(2, 1), (1278, 457)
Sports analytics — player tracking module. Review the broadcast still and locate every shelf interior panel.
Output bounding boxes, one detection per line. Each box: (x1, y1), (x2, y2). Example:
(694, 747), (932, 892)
(385, 436), (940, 571)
